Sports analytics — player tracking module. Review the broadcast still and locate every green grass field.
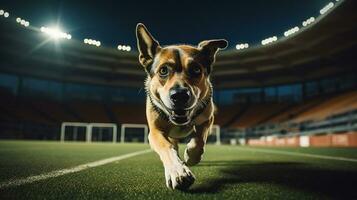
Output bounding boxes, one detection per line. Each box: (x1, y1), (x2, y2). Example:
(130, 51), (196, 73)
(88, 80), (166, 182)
(0, 141), (357, 199)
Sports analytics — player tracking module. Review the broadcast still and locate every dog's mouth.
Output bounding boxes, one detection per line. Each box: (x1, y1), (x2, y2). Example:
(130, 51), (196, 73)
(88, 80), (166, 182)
(169, 109), (191, 126)
(154, 97), (194, 126)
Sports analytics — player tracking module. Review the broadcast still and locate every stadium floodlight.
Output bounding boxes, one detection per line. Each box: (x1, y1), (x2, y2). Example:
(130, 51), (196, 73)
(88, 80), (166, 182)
(261, 36), (278, 45)
(302, 17), (315, 27)
(320, 2), (334, 15)
(0, 10), (4, 15)
(117, 44), (131, 52)
(235, 43), (249, 50)
(84, 38), (101, 47)
(40, 26), (71, 40)
(4, 12), (9, 18)
(284, 26), (299, 37)
(16, 18), (30, 27)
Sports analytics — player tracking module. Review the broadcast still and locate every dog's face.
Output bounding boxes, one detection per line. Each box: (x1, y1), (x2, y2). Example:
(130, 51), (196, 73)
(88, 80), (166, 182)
(136, 23), (227, 126)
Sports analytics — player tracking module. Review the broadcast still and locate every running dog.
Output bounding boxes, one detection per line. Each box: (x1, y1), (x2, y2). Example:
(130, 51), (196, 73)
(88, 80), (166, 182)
(135, 23), (227, 190)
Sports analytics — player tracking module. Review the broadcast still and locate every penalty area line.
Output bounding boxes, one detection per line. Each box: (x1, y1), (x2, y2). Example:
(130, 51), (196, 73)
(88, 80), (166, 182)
(240, 147), (357, 163)
(0, 149), (152, 189)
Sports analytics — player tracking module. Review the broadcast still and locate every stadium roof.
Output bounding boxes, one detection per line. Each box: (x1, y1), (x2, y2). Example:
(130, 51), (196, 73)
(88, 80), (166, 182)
(0, 0), (356, 89)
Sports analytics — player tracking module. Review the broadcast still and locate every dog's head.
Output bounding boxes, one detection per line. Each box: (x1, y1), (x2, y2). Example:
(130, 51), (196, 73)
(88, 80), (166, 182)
(136, 23), (227, 126)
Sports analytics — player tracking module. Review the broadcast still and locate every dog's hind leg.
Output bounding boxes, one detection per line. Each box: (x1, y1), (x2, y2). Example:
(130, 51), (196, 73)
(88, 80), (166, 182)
(148, 130), (195, 190)
(184, 117), (213, 166)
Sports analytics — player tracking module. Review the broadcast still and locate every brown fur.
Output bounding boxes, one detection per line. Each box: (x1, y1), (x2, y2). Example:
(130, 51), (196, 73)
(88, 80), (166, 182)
(136, 23), (227, 190)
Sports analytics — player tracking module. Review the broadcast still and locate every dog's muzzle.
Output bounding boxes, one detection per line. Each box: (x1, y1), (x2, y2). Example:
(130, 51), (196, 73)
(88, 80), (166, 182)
(168, 87), (193, 125)
(169, 87), (191, 107)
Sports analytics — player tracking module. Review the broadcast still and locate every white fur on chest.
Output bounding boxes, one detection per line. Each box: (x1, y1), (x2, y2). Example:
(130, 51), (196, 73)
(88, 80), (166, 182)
(168, 125), (195, 139)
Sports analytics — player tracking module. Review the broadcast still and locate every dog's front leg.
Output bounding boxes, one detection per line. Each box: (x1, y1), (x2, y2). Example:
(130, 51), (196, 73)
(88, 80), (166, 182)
(184, 118), (213, 166)
(149, 130), (195, 190)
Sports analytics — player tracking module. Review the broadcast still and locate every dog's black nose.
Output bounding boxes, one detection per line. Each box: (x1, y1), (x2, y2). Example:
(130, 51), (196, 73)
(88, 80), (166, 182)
(170, 87), (190, 108)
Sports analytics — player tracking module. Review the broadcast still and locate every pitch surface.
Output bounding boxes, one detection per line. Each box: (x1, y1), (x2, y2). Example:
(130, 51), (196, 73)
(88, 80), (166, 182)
(0, 141), (356, 199)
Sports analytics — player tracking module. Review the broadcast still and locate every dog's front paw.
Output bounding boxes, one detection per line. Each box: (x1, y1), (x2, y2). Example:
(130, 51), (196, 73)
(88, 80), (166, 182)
(164, 163), (195, 190)
(184, 147), (204, 166)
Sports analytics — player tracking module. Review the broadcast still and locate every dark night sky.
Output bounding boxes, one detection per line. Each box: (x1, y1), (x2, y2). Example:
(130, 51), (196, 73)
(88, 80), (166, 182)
(0, 0), (331, 49)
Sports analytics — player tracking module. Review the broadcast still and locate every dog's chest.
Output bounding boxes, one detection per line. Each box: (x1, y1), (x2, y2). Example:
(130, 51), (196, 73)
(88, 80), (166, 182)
(168, 125), (194, 139)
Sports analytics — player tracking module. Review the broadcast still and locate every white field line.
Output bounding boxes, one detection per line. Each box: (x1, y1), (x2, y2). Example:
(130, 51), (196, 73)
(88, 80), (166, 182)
(0, 149), (152, 189)
(240, 147), (357, 163)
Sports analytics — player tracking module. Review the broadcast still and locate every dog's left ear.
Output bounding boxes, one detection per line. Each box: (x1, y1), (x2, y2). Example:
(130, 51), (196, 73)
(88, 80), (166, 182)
(198, 39), (228, 74)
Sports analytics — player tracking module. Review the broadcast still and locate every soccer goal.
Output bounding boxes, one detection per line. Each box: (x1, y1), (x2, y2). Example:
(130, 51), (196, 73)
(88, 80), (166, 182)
(120, 123), (149, 143)
(60, 122), (117, 143)
(206, 125), (221, 145)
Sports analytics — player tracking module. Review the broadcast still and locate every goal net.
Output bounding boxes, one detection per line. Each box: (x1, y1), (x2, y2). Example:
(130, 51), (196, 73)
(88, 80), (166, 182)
(60, 122), (117, 143)
(120, 123), (149, 143)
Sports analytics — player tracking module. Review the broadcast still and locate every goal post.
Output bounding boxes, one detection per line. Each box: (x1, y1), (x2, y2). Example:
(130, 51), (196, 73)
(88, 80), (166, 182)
(60, 122), (88, 142)
(90, 123), (118, 143)
(120, 123), (149, 143)
(60, 122), (117, 143)
(207, 125), (221, 145)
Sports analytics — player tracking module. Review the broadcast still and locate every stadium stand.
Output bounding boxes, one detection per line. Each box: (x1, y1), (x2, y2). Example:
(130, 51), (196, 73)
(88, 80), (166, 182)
(0, 0), (356, 146)
(30, 99), (79, 122)
(267, 97), (324, 123)
(229, 103), (289, 128)
(111, 103), (146, 124)
(245, 90), (357, 147)
(293, 91), (357, 123)
(0, 92), (52, 125)
(68, 101), (111, 123)
(215, 105), (243, 127)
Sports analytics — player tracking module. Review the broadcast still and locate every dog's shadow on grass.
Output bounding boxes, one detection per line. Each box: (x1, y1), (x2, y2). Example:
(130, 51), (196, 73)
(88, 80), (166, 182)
(187, 160), (357, 198)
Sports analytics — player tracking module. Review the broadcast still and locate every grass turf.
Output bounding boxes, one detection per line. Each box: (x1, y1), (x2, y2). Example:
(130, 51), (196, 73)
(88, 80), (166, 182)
(0, 141), (357, 199)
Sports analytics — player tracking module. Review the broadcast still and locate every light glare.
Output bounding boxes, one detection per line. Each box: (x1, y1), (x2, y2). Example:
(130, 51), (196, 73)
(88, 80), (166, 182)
(40, 26), (71, 40)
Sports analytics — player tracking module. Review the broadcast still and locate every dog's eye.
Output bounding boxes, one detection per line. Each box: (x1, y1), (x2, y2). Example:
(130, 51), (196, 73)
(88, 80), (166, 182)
(190, 65), (201, 76)
(159, 66), (169, 77)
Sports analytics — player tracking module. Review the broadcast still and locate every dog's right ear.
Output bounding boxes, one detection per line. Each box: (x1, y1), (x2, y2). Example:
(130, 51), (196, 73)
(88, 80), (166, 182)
(136, 23), (161, 70)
